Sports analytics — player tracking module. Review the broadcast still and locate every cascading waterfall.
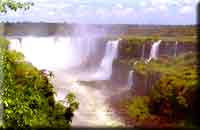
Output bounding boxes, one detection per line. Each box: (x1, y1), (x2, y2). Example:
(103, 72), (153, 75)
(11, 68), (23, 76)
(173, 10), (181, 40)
(8, 36), (123, 127)
(127, 70), (134, 89)
(9, 36), (120, 81)
(9, 38), (23, 52)
(90, 40), (119, 81)
(9, 37), (100, 71)
(141, 44), (145, 60)
(147, 40), (162, 62)
(174, 41), (178, 57)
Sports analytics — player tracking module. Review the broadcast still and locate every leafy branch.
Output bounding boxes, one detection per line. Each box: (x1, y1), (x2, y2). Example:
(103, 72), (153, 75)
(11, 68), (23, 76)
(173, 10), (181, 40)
(0, 0), (33, 13)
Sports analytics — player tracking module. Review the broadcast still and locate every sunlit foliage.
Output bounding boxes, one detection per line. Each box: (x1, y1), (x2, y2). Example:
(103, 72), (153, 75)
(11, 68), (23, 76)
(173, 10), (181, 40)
(0, 0), (33, 13)
(125, 51), (198, 127)
(0, 37), (79, 128)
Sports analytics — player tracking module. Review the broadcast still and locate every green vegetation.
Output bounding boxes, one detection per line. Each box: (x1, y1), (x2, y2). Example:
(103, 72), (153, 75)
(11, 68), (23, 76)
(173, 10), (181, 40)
(124, 52), (198, 127)
(133, 52), (197, 76)
(0, 37), (79, 128)
(121, 36), (158, 45)
(127, 96), (150, 121)
(149, 70), (197, 117)
(0, 2), (79, 128)
(0, 0), (33, 13)
(121, 36), (196, 44)
(124, 25), (196, 38)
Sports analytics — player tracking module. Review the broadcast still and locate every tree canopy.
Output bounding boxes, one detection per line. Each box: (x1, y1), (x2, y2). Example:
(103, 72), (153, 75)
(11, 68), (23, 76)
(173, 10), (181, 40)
(0, 0), (33, 13)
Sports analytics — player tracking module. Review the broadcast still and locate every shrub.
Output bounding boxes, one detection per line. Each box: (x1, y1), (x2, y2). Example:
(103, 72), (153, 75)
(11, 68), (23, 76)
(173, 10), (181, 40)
(0, 37), (79, 128)
(149, 69), (198, 119)
(127, 96), (150, 121)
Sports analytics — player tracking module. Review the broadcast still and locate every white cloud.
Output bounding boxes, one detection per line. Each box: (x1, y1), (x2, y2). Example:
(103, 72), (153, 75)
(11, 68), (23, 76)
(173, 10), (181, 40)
(115, 3), (123, 9)
(123, 8), (134, 15)
(181, 0), (194, 5)
(144, 7), (156, 13)
(72, 0), (79, 3)
(1, 0), (197, 24)
(61, 4), (73, 8)
(79, 4), (88, 9)
(148, 0), (174, 7)
(111, 7), (134, 17)
(196, 0), (200, 3)
(139, 1), (147, 7)
(159, 5), (168, 12)
(139, 0), (170, 14)
(96, 8), (106, 16)
(47, 11), (55, 16)
(110, 3), (134, 17)
(39, 3), (57, 8)
(140, 0), (197, 9)
(179, 5), (193, 14)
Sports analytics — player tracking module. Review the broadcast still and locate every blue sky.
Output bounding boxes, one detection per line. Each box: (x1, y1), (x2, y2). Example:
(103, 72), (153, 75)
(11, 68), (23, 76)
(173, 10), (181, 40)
(0, 0), (198, 24)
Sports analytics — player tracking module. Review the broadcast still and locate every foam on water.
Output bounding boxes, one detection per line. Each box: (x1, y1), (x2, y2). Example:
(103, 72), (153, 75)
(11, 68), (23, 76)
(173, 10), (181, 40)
(8, 36), (123, 127)
(147, 40), (162, 62)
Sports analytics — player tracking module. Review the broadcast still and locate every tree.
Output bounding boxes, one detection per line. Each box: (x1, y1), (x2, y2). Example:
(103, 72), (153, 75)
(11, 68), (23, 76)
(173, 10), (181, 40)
(0, 1), (79, 128)
(0, 0), (33, 13)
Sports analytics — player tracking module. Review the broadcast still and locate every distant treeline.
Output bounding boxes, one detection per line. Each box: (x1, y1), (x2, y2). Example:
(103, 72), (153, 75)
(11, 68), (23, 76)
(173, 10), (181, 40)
(2, 23), (196, 37)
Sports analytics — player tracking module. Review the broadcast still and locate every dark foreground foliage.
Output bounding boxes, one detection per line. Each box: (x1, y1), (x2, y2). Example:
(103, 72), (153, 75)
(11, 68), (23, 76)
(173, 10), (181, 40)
(0, 37), (79, 128)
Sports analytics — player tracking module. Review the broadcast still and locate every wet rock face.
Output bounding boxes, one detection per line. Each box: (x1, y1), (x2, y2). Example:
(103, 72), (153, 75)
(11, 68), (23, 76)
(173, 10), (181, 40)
(118, 40), (152, 60)
(111, 66), (160, 96)
(110, 62), (130, 87)
(133, 72), (160, 96)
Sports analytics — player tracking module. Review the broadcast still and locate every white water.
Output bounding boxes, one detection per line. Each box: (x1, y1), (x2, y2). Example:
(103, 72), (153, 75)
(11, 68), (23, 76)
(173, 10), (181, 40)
(9, 39), (23, 52)
(90, 40), (119, 81)
(174, 41), (178, 57)
(52, 71), (123, 126)
(141, 44), (145, 60)
(8, 36), (123, 127)
(127, 70), (134, 89)
(147, 40), (162, 62)
(10, 37), (99, 71)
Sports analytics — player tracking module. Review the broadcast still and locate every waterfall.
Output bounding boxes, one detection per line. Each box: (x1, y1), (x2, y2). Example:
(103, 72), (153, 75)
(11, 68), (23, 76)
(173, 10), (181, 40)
(127, 70), (134, 89)
(8, 37), (100, 71)
(174, 41), (178, 57)
(90, 39), (119, 81)
(15, 37), (71, 70)
(8, 36), (119, 81)
(147, 40), (162, 62)
(141, 44), (145, 60)
(8, 36), (123, 127)
(9, 38), (22, 52)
